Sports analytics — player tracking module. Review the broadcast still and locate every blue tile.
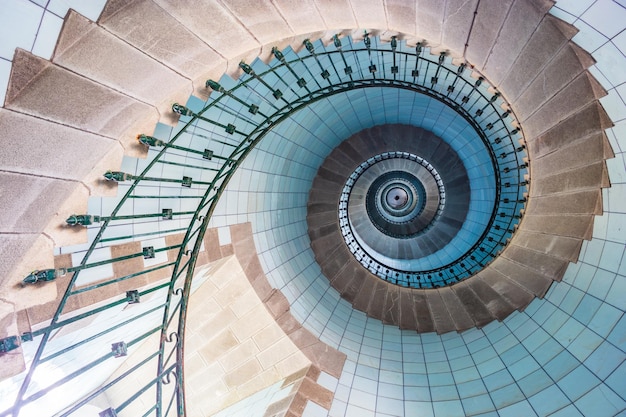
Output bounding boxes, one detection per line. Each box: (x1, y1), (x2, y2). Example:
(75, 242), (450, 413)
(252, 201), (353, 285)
(575, 384), (626, 417)
(518, 369), (553, 398)
(528, 385), (570, 416)
(543, 350), (579, 381)
(405, 401), (434, 417)
(572, 294), (603, 325)
(547, 404), (584, 417)
(557, 365), (600, 401)
(461, 393), (495, 416)
(431, 384), (459, 401)
(507, 355), (540, 380)
(567, 328), (604, 361)
(606, 312), (626, 354)
(606, 360), (626, 400)
(404, 385), (431, 402)
(432, 400), (465, 417)
(489, 383), (525, 409)
(584, 341), (626, 380)
(497, 400), (538, 417)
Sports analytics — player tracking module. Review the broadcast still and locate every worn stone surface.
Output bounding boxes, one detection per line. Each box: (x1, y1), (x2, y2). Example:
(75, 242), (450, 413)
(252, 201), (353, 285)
(312, 0), (357, 29)
(385, 0), (416, 34)
(522, 214), (594, 240)
(476, 268), (534, 309)
(441, 0), (479, 57)
(531, 162), (609, 196)
(489, 257), (553, 297)
(382, 285), (400, 325)
(0, 109), (116, 181)
(513, 42), (594, 117)
(532, 132), (609, 178)
(153, 0), (260, 60)
(464, 0), (514, 68)
(99, 0), (225, 89)
(398, 288), (418, 330)
(500, 15), (577, 102)
(452, 282), (494, 328)
(527, 189), (602, 215)
(425, 289), (455, 334)
(6, 50), (157, 141)
(54, 11), (192, 119)
(273, 0), (326, 35)
(522, 72), (606, 139)
(439, 287), (475, 331)
(0, 172), (79, 234)
(484, 0), (553, 86)
(504, 245), (570, 280)
(415, 0), (445, 46)
(466, 278), (513, 321)
(512, 230), (583, 262)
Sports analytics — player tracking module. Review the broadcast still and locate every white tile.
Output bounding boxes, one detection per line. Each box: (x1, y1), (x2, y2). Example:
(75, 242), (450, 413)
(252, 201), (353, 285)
(31, 11), (63, 59)
(549, 7), (578, 23)
(593, 41), (626, 86)
(218, 225), (231, 245)
(613, 29), (626, 56)
(608, 183), (626, 212)
(572, 20), (609, 53)
(600, 88), (626, 122)
(302, 400), (329, 417)
(554, 0), (596, 17)
(581, 0), (626, 38)
(0, 0), (44, 59)
(610, 119), (626, 153)
(47, 0), (108, 21)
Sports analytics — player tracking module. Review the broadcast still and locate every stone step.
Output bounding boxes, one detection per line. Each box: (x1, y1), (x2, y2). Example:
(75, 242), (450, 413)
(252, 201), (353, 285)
(5, 50), (156, 151)
(352, 274), (377, 313)
(465, 0), (515, 69)
(398, 288), (419, 330)
(489, 256), (553, 297)
(451, 282), (495, 328)
(522, 214), (595, 240)
(439, 287), (475, 331)
(441, 0), (482, 57)
(465, 277), (514, 321)
(526, 189), (603, 215)
(531, 162), (610, 197)
(368, 280), (389, 321)
(413, 290), (435, 333)
(500, 14), (578, 102)
(522, 72), (607, 139)
(532, 132), (612, 178)
(511, 230), (583, 262)
(54, 11), (192, 124)
(513, 42), (596, 118)
(99, 0), (226, 98)
(504, 244), (570, 281)
(425, 289), (456, 334)
(382, 286), (401, 325)
(482, 0), (555, 87)
(476, 268), (535, 310)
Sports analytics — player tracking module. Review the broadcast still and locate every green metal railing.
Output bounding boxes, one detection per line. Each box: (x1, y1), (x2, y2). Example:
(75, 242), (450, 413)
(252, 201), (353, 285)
(1, 34), (528, 416)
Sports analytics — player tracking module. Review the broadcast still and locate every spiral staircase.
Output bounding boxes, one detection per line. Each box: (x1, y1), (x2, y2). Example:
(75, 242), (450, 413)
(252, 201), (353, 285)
(0, 0), (624, 416)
